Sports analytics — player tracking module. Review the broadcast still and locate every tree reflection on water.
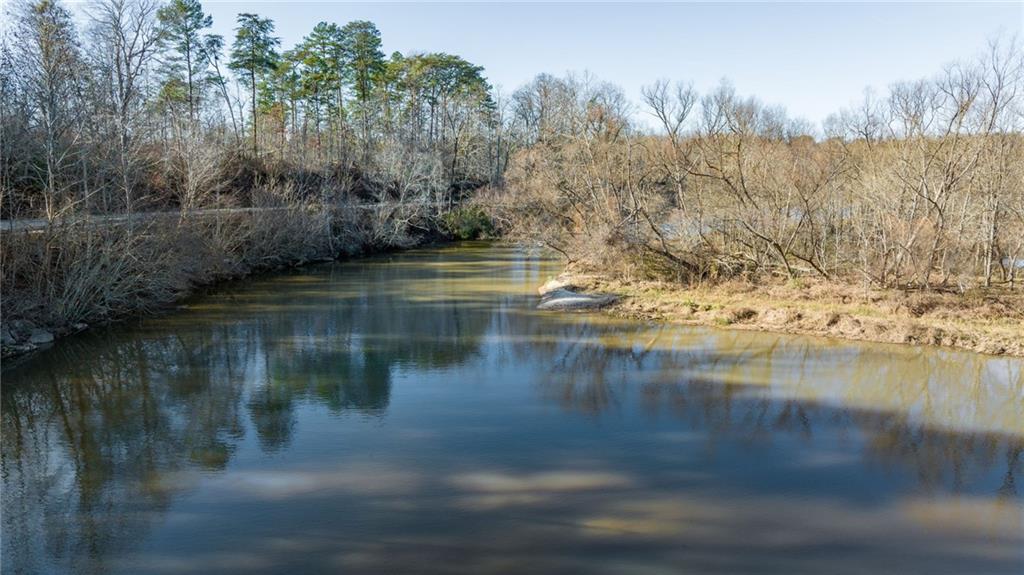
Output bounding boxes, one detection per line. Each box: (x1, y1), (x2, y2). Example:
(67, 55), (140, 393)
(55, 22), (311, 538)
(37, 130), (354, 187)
(2, 243), (1022, 574)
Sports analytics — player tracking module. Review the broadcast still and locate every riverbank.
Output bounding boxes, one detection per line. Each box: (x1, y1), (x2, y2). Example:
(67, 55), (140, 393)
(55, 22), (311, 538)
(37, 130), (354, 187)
(0, 204), (490, 362)
(544, 271), (1024, 357)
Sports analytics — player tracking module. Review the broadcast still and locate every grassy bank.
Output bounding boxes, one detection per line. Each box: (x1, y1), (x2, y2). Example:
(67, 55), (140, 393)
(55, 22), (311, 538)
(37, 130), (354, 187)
(549, 271), (1024, 357)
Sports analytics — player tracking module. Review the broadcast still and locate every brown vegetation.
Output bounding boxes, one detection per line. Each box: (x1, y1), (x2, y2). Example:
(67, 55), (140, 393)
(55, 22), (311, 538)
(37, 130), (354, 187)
(551, 270), (1024, 356)
(492, 43), (1024, 354)
(0, 0), (502, 357)
(2, 0), (1021, 358)
(0, 183), (447, 357)
(494, 43), (1024, 293)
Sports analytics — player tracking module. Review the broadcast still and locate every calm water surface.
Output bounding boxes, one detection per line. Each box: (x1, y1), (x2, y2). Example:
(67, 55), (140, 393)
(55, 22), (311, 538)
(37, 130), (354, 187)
(2, 242), (1022, 574)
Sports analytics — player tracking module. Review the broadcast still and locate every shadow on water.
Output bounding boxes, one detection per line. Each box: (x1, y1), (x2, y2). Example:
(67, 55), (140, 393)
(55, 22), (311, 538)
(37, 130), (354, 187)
(2, 241), (1022, 574)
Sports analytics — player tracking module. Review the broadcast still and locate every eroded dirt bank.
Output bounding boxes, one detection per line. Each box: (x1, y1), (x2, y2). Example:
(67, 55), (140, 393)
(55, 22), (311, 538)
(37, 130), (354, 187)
(543, 272), (1024, 357)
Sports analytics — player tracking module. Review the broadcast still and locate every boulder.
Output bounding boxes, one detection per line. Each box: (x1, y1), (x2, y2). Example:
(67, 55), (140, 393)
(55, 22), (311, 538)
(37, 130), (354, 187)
(538, 288), (618, 311)
(538, 275), (576, 296)
(7, 319), (34, 339)
(28, 329), (54, 345)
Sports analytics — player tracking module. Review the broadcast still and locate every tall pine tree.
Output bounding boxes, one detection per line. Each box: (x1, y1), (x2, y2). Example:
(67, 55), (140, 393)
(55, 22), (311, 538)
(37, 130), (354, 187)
(228, 13), (279, 156)
(156, 0), (218, 120)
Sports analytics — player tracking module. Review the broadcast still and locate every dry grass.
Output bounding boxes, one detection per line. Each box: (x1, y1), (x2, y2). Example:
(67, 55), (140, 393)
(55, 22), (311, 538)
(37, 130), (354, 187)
(1, 187), (437, 357)
(557, 272), (1024, 357)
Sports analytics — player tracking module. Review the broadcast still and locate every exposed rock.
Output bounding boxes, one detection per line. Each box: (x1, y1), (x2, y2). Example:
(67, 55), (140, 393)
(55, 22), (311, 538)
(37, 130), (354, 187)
(538, 288), (618, 311)
(7, 319), (35, 339)
(28, 329), (54, 345)
(2, 342), (37, 357)
(538, 275), (577, 296)
(1, 325), (15, 346)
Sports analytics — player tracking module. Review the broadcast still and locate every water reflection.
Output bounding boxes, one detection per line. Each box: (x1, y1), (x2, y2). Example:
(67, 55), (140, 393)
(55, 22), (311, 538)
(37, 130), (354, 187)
(2, 242), (1022, 574)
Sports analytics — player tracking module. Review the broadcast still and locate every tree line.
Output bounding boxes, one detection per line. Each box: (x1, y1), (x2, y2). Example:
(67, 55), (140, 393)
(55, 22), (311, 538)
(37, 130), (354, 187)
(2, 0), (1021, 297)
(495, 40), (1024, 290)
(0, 0), (506, 221)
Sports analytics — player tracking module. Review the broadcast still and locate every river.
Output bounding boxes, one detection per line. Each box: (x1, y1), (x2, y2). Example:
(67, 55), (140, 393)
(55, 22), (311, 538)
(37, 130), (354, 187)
(2, 242), (1022, 574)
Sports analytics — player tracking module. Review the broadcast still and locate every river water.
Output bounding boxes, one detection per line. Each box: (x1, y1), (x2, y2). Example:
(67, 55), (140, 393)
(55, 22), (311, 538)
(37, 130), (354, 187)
(2, 242), (1022, 574)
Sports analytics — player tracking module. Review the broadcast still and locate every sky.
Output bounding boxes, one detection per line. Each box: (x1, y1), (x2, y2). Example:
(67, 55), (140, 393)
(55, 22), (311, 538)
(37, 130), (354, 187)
(64, 1), (1024, 129)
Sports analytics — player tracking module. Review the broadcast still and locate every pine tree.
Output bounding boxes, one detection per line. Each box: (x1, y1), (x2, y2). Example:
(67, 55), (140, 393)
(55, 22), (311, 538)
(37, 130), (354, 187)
(156, 0), (217, 120)
(295, 22), (346, 156)
(340, 21), (385, 155)
(228, 13), (279, 156)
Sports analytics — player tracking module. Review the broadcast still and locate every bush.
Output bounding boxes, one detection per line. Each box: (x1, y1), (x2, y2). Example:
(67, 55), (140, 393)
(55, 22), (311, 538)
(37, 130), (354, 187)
(441, 206), (495, 240)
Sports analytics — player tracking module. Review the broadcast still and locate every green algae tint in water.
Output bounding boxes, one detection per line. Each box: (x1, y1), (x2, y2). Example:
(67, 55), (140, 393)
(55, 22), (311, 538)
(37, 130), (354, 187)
(2, 242), (1023, 574)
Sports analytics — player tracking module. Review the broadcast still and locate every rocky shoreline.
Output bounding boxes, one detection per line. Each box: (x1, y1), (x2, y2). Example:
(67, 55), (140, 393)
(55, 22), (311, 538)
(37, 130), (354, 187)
(1, 319), (86, 358)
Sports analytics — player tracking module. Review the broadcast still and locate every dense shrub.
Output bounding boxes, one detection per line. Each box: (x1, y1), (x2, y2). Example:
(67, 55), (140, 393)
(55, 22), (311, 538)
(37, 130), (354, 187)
(441, 206), (495, 240)
(0, 184), (437, 338)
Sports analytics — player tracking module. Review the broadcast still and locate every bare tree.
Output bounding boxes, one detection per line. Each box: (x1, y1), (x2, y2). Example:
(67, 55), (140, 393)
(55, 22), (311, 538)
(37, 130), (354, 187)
(11, 0), (84, 220)
(88, 0), (162, 219)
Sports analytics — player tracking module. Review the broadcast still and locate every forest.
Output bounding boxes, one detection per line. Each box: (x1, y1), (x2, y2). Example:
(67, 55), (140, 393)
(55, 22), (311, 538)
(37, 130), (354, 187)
(1, 0), (1023, 353)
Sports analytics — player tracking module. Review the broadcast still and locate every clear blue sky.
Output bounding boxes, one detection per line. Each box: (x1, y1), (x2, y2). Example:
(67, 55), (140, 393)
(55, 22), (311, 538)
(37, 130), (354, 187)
(73, 1), (1023, 127)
